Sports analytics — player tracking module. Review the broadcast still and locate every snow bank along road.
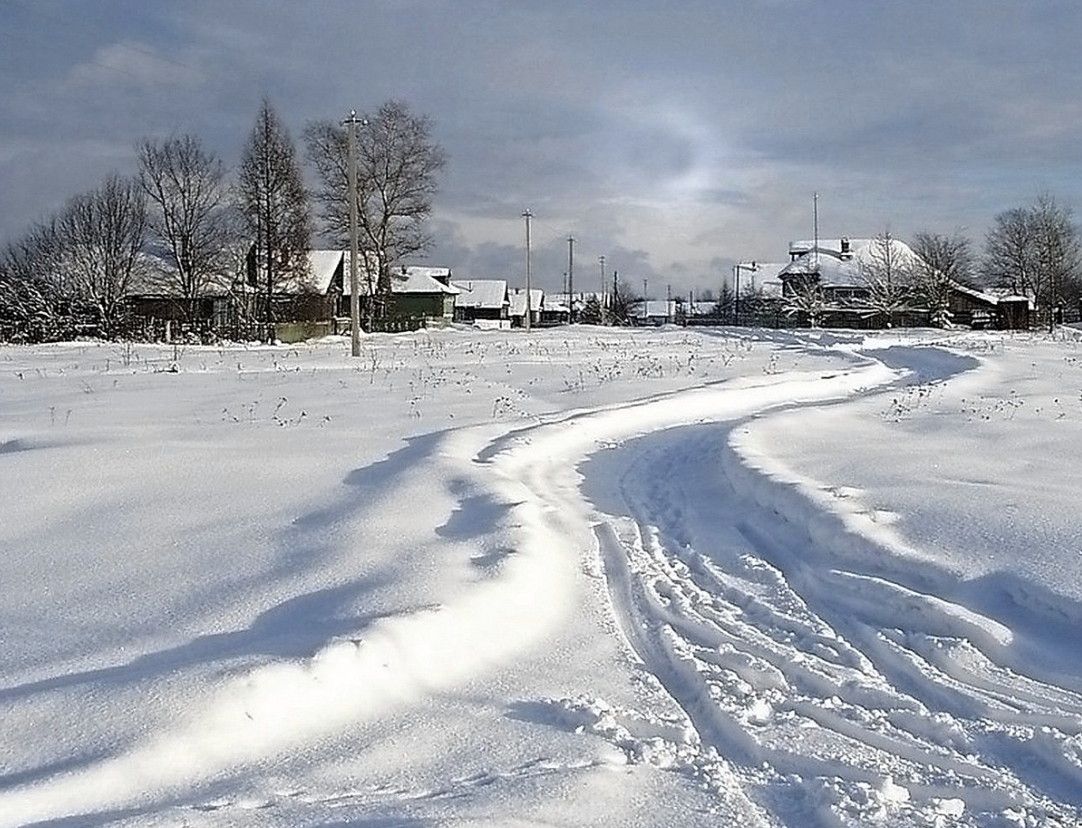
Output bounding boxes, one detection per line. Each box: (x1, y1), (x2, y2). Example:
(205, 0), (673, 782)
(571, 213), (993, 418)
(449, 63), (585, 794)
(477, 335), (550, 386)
(3, 330), (1082, 827)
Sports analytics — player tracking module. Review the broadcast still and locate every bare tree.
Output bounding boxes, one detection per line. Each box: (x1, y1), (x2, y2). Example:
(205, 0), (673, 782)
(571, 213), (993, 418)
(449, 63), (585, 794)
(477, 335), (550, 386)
(984, 206), (1039, 296)
(859, 231), (915, 328)
(0, 218), (72, 341)
(237, 99), (311, 341)
(984, 193), (1082, 329)
(911, 231), (974, 326)
(609, 277), (639, 325)
(138, 134), (235, 323)
(783, 277), (827, 328)
(55, 173), (148, 336)
(1031, 193), (1082, 327)
(304, 100), (447, 316)
(912, 230), (975, 286)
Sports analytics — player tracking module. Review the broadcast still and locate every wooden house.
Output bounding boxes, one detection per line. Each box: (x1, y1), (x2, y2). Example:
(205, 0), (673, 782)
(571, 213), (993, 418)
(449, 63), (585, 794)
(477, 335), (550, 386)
(124, 252), (240, 340)
(508, 288), (543, 328)
(947, 282), (1031, 330)
(452, 279), (510, 327)
(344, 264), (458, 325)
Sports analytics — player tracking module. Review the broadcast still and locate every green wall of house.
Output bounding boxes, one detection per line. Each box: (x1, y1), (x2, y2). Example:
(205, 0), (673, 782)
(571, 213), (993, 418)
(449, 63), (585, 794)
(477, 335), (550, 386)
(391, 294), (453, 319)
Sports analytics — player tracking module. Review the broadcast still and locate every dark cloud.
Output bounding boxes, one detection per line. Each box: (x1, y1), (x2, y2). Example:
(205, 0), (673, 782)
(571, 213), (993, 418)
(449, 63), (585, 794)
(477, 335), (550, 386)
(3, 0), (1082, 295)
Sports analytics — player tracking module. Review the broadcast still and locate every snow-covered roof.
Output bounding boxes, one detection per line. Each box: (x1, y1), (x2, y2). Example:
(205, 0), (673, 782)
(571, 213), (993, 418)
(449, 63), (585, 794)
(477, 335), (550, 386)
(340, 251), (384, 297)
(129, 249), (459, 301)
(551, 292), (599, 310)
(399, 266), (452, 286)
(779, 253), (861, 287)
(948, 280), (1034, 309)
(258, 249), (350, 295)
(686, 301), (718, 316)
(789, 239), (854, 257)
(508, 288), (542, 316)
(451, 279), (508, 310)
(948, 280), (1000, 306)
(126, 252), (179, 296)
(305, 250), (344, 295)
(779, 237), (919, 289)
(759, 279), (784, 299)
(126, 251), (235, 298)
(391, 266), (458, 295)
(340, 260), (458, 297)
(637, 300), (680, 319)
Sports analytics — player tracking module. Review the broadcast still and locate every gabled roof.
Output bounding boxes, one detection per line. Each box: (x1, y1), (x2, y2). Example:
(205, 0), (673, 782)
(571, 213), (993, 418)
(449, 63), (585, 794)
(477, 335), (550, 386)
(451, 279), (509, 310)
(126, 252), (180, 296)
(305, 250), (344, 294)
(508, 288), (542, 316)
(126, 251), (235, 298)
(261, 249), (340, 295)
(402, 265), (452, 285)
(391, 266), (459, 295)
(339, 259), (457, 297)
(948, 279), (1033, 308)
(341, 251), (383, 297)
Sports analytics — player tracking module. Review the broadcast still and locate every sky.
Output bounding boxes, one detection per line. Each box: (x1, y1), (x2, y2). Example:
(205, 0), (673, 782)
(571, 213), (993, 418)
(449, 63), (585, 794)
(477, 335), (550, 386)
(3, 0), (1082, 297)
(5, 326), (1082, 827)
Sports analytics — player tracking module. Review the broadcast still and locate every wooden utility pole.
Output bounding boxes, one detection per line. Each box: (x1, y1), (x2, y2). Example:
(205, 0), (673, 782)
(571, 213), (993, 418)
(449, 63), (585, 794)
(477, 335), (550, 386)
(567, 235), (575, 321)
(612, 268), (618, 322)
(523, 208), (533, 331)
(599, 255), (606, 324)
(343, 110), (364, 356)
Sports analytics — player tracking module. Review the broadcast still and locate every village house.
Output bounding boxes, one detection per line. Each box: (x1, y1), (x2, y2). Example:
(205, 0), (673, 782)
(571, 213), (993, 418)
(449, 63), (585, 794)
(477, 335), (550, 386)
(125, 249), (458, 341)
(774, 237), (1031, 330)
(946, 281), (1031, 330)
(508, 287), (543, 328)
(375, 265), (459, 324)
(776, 237), (919, 327)
(124, 252), (239, 340)
(549, 293), (597, 323)
(633, 299), (682, 326)
(538, 294), (571, 326)
(451, 279), (510, 327)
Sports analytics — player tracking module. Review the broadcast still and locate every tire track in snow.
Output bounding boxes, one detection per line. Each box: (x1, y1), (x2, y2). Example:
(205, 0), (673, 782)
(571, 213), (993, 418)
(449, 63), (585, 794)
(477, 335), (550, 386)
(585, 347), (1082, 826)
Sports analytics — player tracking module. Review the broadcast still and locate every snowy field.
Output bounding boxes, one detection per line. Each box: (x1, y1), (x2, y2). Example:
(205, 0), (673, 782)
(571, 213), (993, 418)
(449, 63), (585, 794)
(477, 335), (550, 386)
(3, 324), (1082, 828)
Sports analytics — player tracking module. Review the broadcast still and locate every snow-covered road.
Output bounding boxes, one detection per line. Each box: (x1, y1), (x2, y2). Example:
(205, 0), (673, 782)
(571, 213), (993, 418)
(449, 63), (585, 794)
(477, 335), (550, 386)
(482, 341), (1082, 826)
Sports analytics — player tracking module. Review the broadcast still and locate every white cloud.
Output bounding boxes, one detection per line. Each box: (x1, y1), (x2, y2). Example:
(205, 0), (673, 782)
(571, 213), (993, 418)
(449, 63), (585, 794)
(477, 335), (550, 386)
(65, 41), (204, 91)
